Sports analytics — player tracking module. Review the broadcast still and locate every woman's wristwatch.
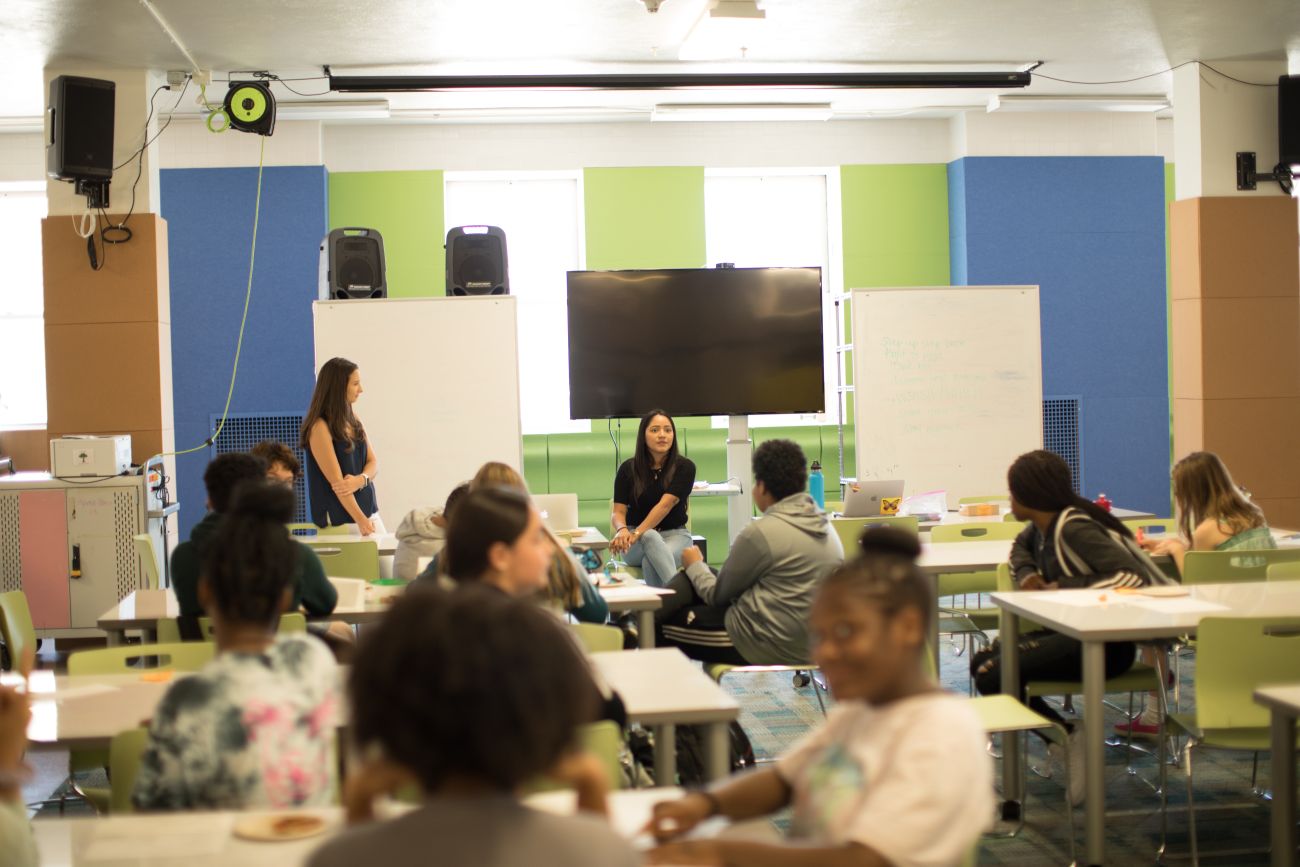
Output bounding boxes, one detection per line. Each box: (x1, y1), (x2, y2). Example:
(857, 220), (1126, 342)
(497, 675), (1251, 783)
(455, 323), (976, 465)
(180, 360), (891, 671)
(361, 473), (370, 488)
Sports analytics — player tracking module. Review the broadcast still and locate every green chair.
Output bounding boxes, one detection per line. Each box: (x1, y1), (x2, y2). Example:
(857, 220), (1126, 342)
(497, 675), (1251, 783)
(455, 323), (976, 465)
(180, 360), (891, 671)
(569, 622), (624, 654)
(525, 720), (626, 794)
(931, 522), (1024, 543)
(302, 539), (380, 582)
(108, 727), (149, 814)
(132, 534), (160, 590)
(1004, 512), (1030, 523)
(1159, 616), (1300, 866)
(957, 494), (1009, 504)
(1181, 548), (1300, 584)
(931, 523), (1020, 670)
(830, 516), (919, 554)
(157, 611), (308, 643)
(1267, 561), (1300, 581)
(0, 591), (37, 672)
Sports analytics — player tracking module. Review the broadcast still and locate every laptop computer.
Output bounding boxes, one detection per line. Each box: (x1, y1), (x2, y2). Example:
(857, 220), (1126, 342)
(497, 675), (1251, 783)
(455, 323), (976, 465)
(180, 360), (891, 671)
(842, 480), (906, 518)
(533, 493), (581, 535)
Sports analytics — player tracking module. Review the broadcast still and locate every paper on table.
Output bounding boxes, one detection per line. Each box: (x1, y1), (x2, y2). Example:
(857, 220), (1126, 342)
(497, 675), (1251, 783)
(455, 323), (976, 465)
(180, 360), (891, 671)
(1127, 597), (1229, 615)
(84, 815), (233, 860)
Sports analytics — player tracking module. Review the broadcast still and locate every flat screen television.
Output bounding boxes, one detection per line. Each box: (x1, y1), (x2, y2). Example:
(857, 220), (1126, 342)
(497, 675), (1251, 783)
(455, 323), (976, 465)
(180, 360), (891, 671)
(566, 266), (824, 418)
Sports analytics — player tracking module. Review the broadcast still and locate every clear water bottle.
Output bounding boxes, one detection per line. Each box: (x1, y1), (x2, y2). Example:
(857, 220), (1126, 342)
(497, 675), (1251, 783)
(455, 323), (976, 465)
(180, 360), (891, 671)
(809, 460), (825, 509)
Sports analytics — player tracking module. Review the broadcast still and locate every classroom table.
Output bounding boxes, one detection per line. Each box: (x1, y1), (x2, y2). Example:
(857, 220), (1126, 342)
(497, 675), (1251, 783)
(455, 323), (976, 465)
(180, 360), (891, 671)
(1254, 683), (1300, 867)
(992, 581), (1300, 866)
(916, 539), (1017, 667)
(596, 579), (672, 649)
(345, 526), (608, 556)
(27, 788), (689, 866)
(916, 505), (1155, 531)
(97, 589), (391, 647)
(590, 648), (740, 786)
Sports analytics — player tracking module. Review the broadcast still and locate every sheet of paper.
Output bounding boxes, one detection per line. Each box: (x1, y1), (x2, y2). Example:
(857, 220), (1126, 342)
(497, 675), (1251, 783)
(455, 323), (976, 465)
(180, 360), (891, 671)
(1127, 597), (1229, 615)
(600, 585), (675, 600)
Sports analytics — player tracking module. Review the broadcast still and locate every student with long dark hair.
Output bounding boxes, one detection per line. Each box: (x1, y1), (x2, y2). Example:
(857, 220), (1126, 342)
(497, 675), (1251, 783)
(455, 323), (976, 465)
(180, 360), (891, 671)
(609, 410), (696, 587)
(970, 449), (1168, 806)
(301, 357), (381, 536)
(645, 529), (991, 867)
(134, 483), (339, 810)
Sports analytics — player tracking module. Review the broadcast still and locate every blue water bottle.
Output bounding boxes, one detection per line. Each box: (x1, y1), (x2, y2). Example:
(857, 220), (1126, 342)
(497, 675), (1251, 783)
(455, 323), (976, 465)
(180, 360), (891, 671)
(809, 460), (825, 509)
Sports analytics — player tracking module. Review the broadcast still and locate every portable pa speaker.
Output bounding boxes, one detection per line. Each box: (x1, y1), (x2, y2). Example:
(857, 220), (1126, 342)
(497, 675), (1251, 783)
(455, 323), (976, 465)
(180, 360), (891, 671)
(319, 228), (387, 300)
(446, 226), (509, 296)
(47, 75), (115, 181)
(1281, 75), (1300, 173)
(224, 81), (276, 137)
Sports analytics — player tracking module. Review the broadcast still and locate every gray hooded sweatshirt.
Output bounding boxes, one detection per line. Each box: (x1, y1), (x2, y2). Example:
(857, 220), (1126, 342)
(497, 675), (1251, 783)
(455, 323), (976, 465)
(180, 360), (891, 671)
(393, 507), (448, 581)
(684, 492), (844, 665)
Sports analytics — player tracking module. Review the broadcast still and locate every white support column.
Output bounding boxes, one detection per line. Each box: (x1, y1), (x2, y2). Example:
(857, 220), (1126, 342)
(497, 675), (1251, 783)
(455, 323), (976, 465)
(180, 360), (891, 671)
(725, 416), (752, 543)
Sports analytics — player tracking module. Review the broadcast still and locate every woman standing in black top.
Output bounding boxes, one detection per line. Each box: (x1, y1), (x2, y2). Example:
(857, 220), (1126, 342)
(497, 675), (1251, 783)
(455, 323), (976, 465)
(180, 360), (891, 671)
(301, 357), (381, 536)
(610, 410), (696, 587)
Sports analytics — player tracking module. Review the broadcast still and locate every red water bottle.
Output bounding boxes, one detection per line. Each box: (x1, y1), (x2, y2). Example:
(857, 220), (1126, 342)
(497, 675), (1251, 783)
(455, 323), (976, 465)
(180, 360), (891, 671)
(1095, 492), (1112, 512)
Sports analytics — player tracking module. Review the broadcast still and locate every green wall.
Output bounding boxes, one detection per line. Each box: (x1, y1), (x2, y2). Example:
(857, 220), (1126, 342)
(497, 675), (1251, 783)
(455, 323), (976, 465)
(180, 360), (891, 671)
(583, 167), (706, 271)
(840, 164), (951, 288)
(328, 171), (445, 297)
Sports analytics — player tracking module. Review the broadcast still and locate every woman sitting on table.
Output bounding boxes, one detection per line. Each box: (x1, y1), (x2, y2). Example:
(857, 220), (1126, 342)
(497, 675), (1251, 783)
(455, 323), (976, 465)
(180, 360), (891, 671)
(301, 357), (381, 536)
(970, 449), (1169, 807)
(134, 483), (339, 811)
(609, 409), (696, 587)
(307, 586), (638, 867)
(645, 528), (991, 867)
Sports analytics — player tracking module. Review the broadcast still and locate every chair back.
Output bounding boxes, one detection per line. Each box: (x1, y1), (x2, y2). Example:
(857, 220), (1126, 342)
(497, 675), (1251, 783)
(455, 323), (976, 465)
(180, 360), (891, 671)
(830, 515), (919, 553)
(1003, 512), (1029, 524)
(569, 622), (624, 654)
(1194, 616), (1300, 729)
(0, 591), (36, 671)
(931, 522), (1024, 543)
(132, 534), (160, 590)
(581, 720), (625, 791)
(1181, 548), (1300, 585)
(1267, 561), (1300, 582)
(302, 539), (380, 581)
(109, 727), (150, 813)
(69, 641), (215, 674)
(194, 612), (308, 641)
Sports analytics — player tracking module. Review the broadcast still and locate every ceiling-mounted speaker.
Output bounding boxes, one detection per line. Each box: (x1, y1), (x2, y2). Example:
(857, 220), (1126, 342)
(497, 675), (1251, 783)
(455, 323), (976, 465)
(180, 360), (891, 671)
(224, 81), (276, 136)
(319, 228), (387, 300)
(46, 75), (115, 182)
(1280, 75), (1300, 173)
(446, 226), (509, 296)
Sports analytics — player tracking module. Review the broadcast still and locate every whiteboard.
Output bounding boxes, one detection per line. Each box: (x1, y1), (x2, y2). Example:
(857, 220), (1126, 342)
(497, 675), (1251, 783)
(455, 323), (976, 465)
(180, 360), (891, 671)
(313, 297), (523, 530)
(850, 286), (1042, 510)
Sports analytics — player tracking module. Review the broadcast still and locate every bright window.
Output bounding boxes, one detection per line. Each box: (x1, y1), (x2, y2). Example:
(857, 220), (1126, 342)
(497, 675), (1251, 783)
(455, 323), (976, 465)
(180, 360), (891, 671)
(443, 173), (588, 435)
(704, 170), (839, 427)
(0, 183), (47, 428)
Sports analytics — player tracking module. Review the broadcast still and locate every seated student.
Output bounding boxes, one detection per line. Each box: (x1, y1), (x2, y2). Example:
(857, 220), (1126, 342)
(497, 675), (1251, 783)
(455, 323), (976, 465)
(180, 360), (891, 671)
(970, 449), (1169, 806)
(609, 410), (696, 588)
(656, 439), (844, 665)
(308, 586), (638, 867)
(134, 484), (339, 810)
(171, 454), (337, 634)
(0, 654), (37, 867)
(645, 529), (992, 867)
(469, 462), (608, 624)
(1119, 450), (1278, 736)
(250, 439), (301, 488)
(395, 482), (469, 582)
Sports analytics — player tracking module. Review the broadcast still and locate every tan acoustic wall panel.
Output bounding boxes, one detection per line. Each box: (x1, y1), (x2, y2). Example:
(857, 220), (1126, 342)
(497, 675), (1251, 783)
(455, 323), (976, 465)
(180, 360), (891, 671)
(0, 429), (50, 471)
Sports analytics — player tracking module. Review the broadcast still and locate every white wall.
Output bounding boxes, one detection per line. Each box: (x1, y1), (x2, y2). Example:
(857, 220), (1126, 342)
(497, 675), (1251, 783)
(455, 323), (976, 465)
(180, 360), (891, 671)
(157, 120), (324, 168)
(953, 110), (1159, 157)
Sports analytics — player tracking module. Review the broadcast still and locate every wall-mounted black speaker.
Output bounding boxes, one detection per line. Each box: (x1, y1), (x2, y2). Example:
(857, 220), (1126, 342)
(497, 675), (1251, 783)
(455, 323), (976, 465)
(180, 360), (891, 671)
(47, 75), (115, 182)
(1280, 75), (1300, 173)
(446, 226), (509, 296)
(318, 228), (387, 300)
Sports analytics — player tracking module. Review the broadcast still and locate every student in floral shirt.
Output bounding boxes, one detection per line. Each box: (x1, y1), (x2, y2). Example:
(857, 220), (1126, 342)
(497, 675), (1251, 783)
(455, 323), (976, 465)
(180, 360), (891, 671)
(133, 482), (339, 810)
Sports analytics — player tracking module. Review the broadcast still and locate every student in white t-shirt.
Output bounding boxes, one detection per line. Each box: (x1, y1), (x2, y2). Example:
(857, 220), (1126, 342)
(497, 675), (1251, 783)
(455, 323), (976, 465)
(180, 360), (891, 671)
(645, 528), (993, 867)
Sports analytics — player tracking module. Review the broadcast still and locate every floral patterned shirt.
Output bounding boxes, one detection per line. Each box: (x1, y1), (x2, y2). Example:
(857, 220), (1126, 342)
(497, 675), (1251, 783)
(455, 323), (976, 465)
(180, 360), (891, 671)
(132, 634), (339, 811)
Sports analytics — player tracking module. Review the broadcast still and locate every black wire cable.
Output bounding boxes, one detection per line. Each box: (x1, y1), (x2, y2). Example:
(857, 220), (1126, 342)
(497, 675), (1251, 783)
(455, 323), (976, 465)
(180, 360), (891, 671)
(1035, 59), (1278, 88)
(103, 77), (191, 244)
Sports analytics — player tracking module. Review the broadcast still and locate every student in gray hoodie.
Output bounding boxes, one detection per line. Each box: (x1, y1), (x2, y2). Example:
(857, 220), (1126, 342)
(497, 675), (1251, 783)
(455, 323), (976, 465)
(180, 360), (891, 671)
(656, 439), (844, 665)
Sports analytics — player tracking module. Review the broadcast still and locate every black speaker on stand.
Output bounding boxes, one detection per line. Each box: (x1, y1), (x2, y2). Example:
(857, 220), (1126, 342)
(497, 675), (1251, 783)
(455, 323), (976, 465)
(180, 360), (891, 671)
(319, 228), (387, 300)
(446, 226), (509, 296)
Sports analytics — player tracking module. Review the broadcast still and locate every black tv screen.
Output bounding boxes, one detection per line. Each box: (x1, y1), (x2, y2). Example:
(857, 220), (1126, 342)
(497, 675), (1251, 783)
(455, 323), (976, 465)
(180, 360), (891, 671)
(567, 267), (824, 418)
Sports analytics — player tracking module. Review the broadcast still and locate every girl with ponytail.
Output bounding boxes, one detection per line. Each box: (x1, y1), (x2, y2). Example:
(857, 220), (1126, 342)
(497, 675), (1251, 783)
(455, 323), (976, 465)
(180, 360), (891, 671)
(133, 483), (340, 811)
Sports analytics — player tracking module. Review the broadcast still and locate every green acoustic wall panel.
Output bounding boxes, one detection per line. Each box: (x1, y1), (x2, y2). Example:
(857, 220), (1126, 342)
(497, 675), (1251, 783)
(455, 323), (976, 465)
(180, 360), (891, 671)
(328, 171), (445, 298)
(840, 164), (950, 289)
(583, 167), (706, 271)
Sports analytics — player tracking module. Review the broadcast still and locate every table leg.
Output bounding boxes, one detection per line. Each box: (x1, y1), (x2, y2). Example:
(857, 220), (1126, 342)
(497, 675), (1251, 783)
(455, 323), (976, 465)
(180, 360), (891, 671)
(638, 611), (655, 649)
(105, 628), (125, 647)
(930, 586), (941, 679)
(654, 724), (676, 786)
(1271, 710), (1297, 867)
(704, 722), (730, 782)
(999, 611), (1022, 815)
(1083, 640), (1106, 865)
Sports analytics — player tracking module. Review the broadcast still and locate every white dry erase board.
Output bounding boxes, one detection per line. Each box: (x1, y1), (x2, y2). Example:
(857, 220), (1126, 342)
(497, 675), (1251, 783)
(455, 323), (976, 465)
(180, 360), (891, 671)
(313, 297), (523, 529)
(850, 286), (1043, 509)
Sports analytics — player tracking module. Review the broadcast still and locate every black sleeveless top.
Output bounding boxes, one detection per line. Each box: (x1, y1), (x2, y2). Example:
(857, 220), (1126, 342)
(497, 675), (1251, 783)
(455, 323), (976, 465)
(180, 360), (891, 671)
(306, 435), (378, 527)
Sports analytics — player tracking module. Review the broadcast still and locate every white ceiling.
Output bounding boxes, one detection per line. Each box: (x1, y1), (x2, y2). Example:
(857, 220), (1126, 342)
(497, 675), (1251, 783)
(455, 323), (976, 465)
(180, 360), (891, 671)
(2, 0), (1298, 123)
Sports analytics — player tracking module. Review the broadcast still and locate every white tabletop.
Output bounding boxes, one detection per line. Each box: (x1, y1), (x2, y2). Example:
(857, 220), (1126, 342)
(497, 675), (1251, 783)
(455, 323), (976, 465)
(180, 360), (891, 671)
(98, 590), (392, 632)
(10, 671), (172, 751)
(29, 788), (685, 866)
(992, 580), (1300, 643)
(590, 647), (739, 726)
(916, 539), (1015, 574)
(596, 580), (672, 613)
(1254, 683), (1300, 716)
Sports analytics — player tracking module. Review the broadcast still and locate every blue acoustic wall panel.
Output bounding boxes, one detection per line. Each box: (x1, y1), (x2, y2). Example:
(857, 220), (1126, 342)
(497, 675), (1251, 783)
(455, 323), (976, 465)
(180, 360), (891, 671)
(161, 166), (328, 538)
(948, 157), (1169, 514)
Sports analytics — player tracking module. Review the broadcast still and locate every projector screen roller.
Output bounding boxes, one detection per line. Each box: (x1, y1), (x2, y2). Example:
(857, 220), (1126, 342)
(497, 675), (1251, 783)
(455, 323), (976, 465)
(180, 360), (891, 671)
(567, 267), (824, 418)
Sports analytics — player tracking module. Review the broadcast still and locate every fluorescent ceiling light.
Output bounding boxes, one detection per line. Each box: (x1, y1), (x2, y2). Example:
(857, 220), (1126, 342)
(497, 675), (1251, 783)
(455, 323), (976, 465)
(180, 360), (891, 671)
(276, 99), (390, 120)
(652, 102), (833, 122)
(679, 0), (768, 61)
(987, 94), (1169, 113)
